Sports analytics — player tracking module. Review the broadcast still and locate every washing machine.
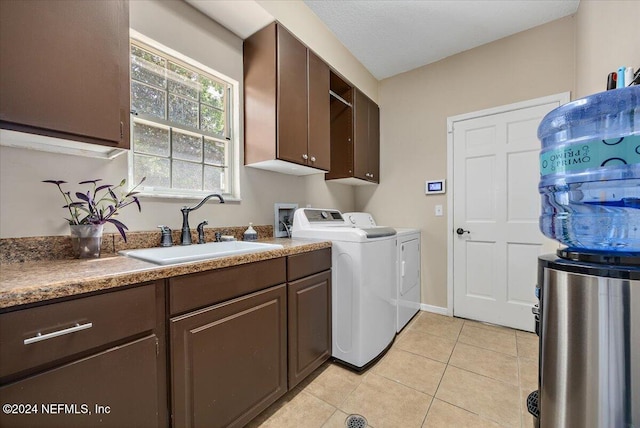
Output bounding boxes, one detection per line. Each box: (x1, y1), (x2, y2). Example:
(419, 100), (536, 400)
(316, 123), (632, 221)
(291, 208), (397, 370)
(344, 212), (421, 332)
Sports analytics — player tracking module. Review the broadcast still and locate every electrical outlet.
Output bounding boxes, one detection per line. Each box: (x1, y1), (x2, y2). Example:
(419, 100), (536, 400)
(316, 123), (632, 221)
(435, 205), (443, 216)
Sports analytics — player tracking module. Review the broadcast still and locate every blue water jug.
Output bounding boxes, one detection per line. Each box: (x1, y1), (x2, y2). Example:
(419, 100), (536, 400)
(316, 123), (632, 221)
(538, 86), (640, 252)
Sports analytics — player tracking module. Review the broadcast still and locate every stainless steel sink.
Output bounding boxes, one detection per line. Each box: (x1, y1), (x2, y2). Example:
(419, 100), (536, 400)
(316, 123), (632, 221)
(119, 241), (284, 265)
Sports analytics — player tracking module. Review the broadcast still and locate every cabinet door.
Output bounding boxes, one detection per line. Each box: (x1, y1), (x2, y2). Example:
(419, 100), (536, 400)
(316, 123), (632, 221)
(353, 89), (370, 180)
(353, 90), (380, 183)
(307, 51), (331, 171)
(277, 26), (308, 166)
(171, 285), (287, 428)
(0, 0), (130, 148)
(288, 271), (332, 389)
(0, 336), (161, 428)
(368, 101), (380, 183)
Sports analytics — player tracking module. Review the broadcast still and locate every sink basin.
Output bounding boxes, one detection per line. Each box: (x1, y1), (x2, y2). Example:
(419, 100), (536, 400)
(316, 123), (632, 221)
(119, 241), (284, 265)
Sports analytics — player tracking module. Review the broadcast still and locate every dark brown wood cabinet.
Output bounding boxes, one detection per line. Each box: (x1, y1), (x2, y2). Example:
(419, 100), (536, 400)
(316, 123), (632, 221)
(169, 258), (288, 428)
(287, 272), (331, 388)
(0, 0), (130, 149)
(244, 22), (330, 174)
(0, 248), (331, 428)
(287, 248), (332, 389)
(168, 249), (331, 426)
(326, 73), (380, 184)
(354, 89), (380, 183)
(0, 282), (166, 428)
(170, 285), (287, 428)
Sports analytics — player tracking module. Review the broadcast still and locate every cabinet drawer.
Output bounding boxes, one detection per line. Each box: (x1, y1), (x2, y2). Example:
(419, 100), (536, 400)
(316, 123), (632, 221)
(170, 257), (286, 316)
(287, 248), (331, 281)
(0, 335), (160, 428)
(0, 283), (157, 379)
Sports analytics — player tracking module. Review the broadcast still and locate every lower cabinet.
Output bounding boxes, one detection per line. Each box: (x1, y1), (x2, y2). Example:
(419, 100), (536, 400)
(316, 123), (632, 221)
(168, 248), (331, 427)
(0, 248), (332, 428)
(168, 257), (288, 428)
(0, 282), (166, 428)
(288, 270), (332, 389)
(170, 284), (287, 428)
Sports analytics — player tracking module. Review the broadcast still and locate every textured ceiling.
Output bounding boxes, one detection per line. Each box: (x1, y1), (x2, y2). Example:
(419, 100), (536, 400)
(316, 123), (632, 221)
(303, 0), (580, 80)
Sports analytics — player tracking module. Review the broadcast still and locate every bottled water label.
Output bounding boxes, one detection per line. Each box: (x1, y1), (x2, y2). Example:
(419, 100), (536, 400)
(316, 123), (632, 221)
(540, 135), (640, 176)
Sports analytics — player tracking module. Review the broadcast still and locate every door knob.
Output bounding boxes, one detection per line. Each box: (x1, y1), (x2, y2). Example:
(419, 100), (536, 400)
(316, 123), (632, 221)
(302, 154), (309, 160)
(456, 228), (470, 235)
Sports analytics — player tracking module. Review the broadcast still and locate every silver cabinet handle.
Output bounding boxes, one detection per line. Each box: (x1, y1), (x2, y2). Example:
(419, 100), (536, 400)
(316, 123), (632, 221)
(24, 322), (93, 345)
(302, 154), (309, 160)
(310, 156), (316, 162)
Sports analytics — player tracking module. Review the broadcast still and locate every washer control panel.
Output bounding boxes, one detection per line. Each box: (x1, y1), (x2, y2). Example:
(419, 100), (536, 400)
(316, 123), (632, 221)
(303, 208), (345, 223)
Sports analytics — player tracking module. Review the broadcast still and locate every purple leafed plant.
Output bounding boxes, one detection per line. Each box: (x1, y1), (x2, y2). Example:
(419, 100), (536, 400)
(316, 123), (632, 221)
(43, 177), (146, 242)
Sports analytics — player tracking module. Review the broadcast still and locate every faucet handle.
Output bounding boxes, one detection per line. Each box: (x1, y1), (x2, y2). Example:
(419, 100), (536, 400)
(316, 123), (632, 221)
(197, 220), (208, 244)
(158, 225), (173, 247)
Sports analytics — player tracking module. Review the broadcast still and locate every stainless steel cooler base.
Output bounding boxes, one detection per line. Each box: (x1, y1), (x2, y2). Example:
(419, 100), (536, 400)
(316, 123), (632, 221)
(540, 266), (639, 428)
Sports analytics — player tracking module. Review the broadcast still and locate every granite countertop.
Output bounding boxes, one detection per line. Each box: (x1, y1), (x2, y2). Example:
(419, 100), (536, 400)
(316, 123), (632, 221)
(0, 238), (331, 311)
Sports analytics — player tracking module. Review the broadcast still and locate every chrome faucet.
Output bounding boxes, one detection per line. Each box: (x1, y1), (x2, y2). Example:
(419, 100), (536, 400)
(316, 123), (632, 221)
(180, 194), (225, 245)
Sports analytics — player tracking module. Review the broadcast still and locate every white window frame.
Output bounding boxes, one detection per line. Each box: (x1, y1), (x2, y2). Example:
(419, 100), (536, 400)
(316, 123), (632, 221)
(128, 30), (241, 201)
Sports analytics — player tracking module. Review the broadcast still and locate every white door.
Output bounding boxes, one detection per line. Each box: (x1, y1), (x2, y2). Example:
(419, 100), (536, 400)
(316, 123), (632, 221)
(451, 96), (566, 331)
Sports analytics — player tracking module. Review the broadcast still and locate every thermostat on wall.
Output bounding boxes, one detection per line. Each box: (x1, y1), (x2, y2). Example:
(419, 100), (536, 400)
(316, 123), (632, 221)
(425, 179), (445, 195)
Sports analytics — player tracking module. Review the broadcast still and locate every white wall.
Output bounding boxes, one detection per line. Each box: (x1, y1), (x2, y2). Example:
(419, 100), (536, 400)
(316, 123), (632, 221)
(0, 0), (355, 238)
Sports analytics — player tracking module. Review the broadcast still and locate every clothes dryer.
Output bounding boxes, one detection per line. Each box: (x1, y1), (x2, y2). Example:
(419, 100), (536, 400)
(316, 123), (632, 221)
(344, 212), (421, 332)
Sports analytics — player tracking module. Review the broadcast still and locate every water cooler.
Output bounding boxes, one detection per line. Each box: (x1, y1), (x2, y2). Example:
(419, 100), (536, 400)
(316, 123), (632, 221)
(528, 86), (640, 427)
(529, 250), (639, 427)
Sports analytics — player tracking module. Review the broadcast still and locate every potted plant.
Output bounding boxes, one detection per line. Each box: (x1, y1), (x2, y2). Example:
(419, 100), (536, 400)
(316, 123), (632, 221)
(43, 177), (145, 258)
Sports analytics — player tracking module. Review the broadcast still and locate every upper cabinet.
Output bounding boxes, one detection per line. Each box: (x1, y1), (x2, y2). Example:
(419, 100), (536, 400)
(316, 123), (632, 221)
(244, 22), (330, 175)
(326, 72), (380, 185)
(354, 89), (380, 183)
(0, 0), (130, 151)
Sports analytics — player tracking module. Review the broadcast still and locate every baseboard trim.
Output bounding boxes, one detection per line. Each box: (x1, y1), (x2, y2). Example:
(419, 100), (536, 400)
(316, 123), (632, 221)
(420, 304), (448, 315)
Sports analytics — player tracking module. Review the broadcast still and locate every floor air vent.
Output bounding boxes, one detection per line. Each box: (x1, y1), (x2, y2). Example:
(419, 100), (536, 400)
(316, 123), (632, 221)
(527, 390), (540, 418)
(345, 414), (368, 428)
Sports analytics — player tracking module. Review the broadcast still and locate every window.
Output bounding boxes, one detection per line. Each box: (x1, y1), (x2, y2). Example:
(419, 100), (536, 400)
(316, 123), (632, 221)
(129, 37), (238, 198)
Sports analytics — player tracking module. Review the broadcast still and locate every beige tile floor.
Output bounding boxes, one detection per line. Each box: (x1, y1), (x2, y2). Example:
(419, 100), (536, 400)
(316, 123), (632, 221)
(247, 311), (539, 428)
